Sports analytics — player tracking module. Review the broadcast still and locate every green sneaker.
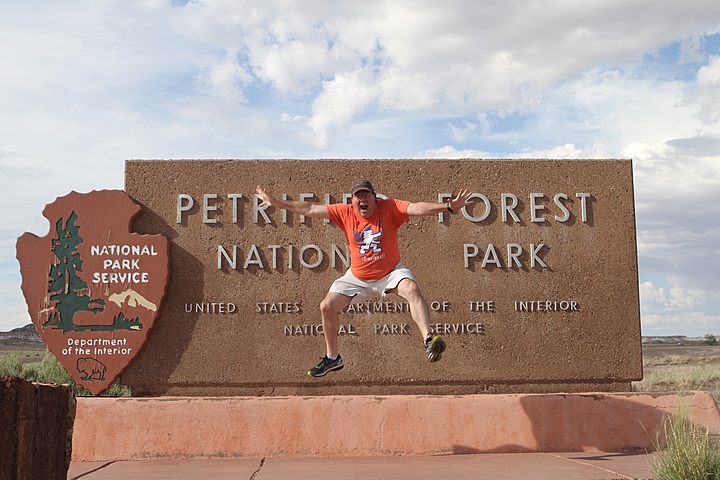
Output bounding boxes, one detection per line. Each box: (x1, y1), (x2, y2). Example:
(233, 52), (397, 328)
(308, 355), (344, 377)
(424, 335), (446, 363)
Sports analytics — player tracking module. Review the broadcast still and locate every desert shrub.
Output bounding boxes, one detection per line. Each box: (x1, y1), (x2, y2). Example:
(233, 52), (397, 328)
(35, 352), (130, 396)
(652, 411), (720, 480)
(0, 354), (23, 377)
(0, 351), (130, 396)
(100, 381), (131, 397)
(19, 362), (43, 383)
(36, 351), (74, 386)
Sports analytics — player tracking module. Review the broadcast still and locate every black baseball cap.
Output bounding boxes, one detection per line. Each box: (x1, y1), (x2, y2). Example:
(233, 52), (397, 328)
(351, 179), (374, 195)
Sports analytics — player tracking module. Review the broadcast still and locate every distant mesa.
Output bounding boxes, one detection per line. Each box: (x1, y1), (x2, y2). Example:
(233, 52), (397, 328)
(0, 324), (43, 343)
(641, 335), (715, 345)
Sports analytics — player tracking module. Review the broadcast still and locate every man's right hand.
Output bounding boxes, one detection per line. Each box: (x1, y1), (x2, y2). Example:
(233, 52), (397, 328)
(254, 185), (330, 219)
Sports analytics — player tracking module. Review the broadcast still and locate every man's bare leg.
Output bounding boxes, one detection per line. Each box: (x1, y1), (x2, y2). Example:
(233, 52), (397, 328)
(319, 292), (353, 358)
(393, 278), (445, 362)
(393, 278), (432, 337)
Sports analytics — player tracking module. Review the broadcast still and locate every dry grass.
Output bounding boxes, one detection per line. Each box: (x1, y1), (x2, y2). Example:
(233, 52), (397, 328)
(651, 410), (720, 480)
(635, 346), (720, 477)
(634, 345), (720, 402)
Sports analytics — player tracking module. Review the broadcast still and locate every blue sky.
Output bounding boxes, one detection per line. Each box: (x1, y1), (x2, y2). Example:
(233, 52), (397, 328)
(1, 0), (719, 336)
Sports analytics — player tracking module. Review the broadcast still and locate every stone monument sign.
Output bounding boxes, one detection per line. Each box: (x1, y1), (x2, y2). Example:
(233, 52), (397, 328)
(121, 159), (641, 396)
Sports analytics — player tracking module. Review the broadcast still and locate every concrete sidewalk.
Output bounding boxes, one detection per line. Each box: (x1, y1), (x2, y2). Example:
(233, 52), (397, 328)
(69, 451), (658, 479)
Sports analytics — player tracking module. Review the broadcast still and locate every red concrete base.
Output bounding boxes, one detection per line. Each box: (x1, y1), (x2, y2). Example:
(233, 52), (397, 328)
(71, 391), (720, 461)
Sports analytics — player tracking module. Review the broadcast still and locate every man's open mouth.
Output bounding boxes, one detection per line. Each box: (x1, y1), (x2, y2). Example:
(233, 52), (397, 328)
(360, 204), (368, 211)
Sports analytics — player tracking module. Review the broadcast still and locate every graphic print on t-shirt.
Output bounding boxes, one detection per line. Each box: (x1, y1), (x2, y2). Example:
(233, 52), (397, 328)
(326, 199), (409, 280)
(354, 226), (382, 255)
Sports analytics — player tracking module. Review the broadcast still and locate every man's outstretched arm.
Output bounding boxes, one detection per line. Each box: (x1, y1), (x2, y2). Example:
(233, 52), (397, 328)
(406, 188), (475, 216)
(255, 186), (331, 219)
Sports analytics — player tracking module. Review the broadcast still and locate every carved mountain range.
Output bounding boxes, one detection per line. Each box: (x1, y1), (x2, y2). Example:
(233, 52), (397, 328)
(107, 288), (157, 312)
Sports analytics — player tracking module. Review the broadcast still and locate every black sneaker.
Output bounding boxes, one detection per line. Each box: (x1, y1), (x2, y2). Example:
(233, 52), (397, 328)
(424, 335), (446, 363)
(308, 355), (344, 377)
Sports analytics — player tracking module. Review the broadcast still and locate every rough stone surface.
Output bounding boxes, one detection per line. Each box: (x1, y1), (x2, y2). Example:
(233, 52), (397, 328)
(122, 159), (641, 396)
(71, 391), (720, 461)
(0, 376), (75, 480)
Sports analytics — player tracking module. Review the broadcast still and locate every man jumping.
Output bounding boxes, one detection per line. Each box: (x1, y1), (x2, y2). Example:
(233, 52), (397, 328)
(255, 180), (475, 377)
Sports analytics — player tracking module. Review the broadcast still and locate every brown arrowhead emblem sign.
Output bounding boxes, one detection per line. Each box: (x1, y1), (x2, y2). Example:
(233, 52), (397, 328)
(16, 190), (169, 395)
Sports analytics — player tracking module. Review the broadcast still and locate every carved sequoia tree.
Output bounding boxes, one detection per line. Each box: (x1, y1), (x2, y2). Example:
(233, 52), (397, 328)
(45, 212), (105, 331)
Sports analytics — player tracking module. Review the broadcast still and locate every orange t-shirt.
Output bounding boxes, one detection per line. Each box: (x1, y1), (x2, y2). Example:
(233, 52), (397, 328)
(327, 198), (410, 280)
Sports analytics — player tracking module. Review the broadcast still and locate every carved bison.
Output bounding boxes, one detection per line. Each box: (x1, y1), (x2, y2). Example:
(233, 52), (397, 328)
(76, 357), (107, 381)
